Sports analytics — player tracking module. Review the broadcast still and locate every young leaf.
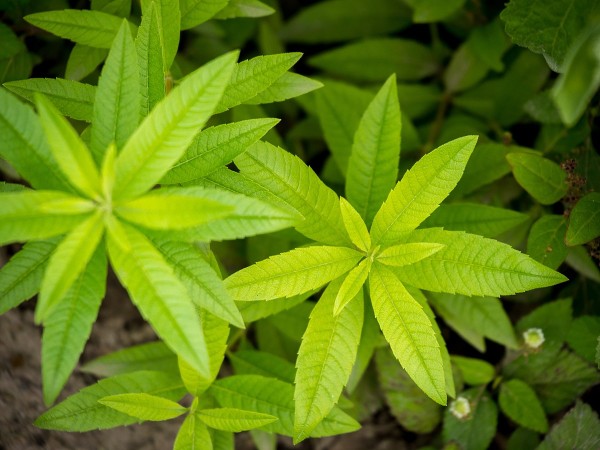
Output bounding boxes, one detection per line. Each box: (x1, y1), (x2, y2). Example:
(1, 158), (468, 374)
(371, 136), (478, 246)
(294, 278), (364, 442)
(244, 73), (323, 106)
(339, 197), (371, 251)
(42, 246), (107, 405)
(506, 152), (568, 204)
(4, 78), (95, 122)
(106, 222), (210, 378)
(346, 74), (400, 225)
(369, 263), (446, 405)
(537, 401), (600, 450)
(180, 0), (228, 30)
(113, 51), (237, 199)
(346, 301), (381, 393)
(499, 379), (548, 433)
(225, 246), (362, 301)
(334, 258), (369, 314)
(527, 215), (568, 269)
(198, 408), (278, 432)
(174, 413), (213, 450)
(451, 356), (495, 386)
(140, 0), (180, 69)
(90, 20), (140, 163)
(377, 243), (445, 267)
(566, 192), (600, 245)
(99, 393), (187, 421)
(35, 370), (185, 431)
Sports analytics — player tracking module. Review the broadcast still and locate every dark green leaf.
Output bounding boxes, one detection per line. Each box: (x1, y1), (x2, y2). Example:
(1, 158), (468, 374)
(499, 379), (548, 433)
(566, 192), (600, 245)
(507, 152), (568, 204)
(527, 215), (568, 269)
(537, 401), (600, 450)
(566, 315), (600, 362)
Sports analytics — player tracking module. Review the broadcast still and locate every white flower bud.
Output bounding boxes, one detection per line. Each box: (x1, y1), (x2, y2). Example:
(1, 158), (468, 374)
(449, 396), (471, 419)
(523, 327), (545, 349)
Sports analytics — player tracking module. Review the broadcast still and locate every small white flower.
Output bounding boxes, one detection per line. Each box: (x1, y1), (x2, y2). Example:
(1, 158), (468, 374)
(523, 327), (545, 349)
(449, 396), (471, 419)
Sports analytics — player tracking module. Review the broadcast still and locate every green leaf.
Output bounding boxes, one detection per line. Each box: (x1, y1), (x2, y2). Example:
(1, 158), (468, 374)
(25, 10), (129, 49)
(36, 211), (104, 323)
(113, 51), (237, 199)
(180, 0), (228, 30)
(226, 246), (362, 301)
(294, 278), (364, 442)
(35, 370), (185, 431)
(140, 0), (180, 69)
(81, 342), (178, 377)
(198, 408), (278, 432)
(4, 78), (95, 122)
(162, 119), (279, 184)
(346, 301), (381, 393)
(90, 20), (140, 163)
(527, 215), (568, 269)
(422, 203), (529, 238)
(566, 192), (600, 245)
(451, 356), (495, 386)
(214, 0), (274, 19)
(566, 316), (600, 362)
(174, 414), (213, 450)
(346, 74), (400, 225)
(393, 228), (568, 296)
(565, 245), (600, 282)
(216, 53), (302, 113)
(136, 1), (165, 117)
(506, 152), (568, 204)
(0, 238), (58, 315)
(406, 0), (465, 23)
(377, 243), (445, 267)
(244, 73), (322, 106)
(35, 93), (101, 198)
(235, 141), (351, 246)
(515, 298), (572, 344)
(309, 38), (439, 82)
(371, 136), (478, 246)
(66, 44), (108, 81)
(538, 401), (600, 450)
(500, 0), (599, 72)
(339, 197), (371, 252)
(507, 428), (541, 450)
(369, 263), (446, 405)
(334, 258), (369, 315)
(375, 346), (442, 434)
(107, 222), (210, 378)
(499, 379), (548, 433)
(99, 393), (186, 421)
(209, 375), (360, 438)
(42, 246), (107, 405)
(229, 349), (296, 383)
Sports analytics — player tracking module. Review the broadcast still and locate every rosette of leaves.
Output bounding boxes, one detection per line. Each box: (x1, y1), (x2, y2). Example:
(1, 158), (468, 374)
(222, 75), (567, 443)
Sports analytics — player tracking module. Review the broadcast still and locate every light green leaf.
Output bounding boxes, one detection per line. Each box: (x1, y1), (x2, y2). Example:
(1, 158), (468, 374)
(310, 38), (439, 82)
(346, 74), (400, 225)
(393, 228), (568, 296)
(451, 356), (495, 386)
(4, 78), (95, 122)
(99, 393), (186, 421)
(538, 401), (600, 450)
(66, 44), (108, 81)
(339, 197), (371, 252)
(507, 152), (568, 204)
(566, 316), (600, 363)
(214, 0), (274, 19)
(91, 20), (139, 163)
(566, 192), (600, 245)
(216, 53), (302, 113)
(237, 291), (314, 324)
(499, 379), (548, 433)
(334, 258), (369, 315)
(244, 73), (323, 105)
(198, 408), (278, 432)
(377, 243), (445, 267)
(140, 0), (180, 69)
(369, 263), (446, 405)
(162, 119), (280, 184)
(175, 413), (213, 450)
(371, 136), (478, 246)
(180, 0), (228, 30)
(25, 10), (128, 49)
(36, 211), (104, 323)
(346, 301), (381, 393)
(42, 245), (107, 405)
(294, 278), (364, 442)
(527, 215), (568, 269)
(35, 370), (185, 431)
(107, 222), (210, 378)
(235, 141), (351, 246)
(229, 350), (296, 383)
(225, 246), (362, 301)
(0, 238), (58, 315)
(114, 51), (237, 199)
(35, 94), (101, 198)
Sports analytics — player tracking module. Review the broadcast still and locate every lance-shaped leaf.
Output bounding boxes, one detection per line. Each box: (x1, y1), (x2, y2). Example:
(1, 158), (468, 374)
(499, 379), (548, 433)
(294, 278), (364, 442)
(35, 370), (185, 431)
(198, 408), (278, 432)
(235, 141), (351, 246)
(35, 94), (101, 198)
(371, 135), (478, 246)
(0, 191), (90, 245)
(140, 0), (180, 69)
(567, 192), (600, 245)
(136, 1), (165, 117)
(162, 119), (280, 184)
(25, 9), (128, 48)
(225, 246), (362, 301)
(334, 258), (369, 314)
(346, 74), (400, 225)
(174, 413), (213, 450)
(393, 228), (568, 296)
(4, 78), (95, 122)
(114, 51), (237, 200)
(377, 243), (445, 267)
(99, 393), (187, 421)
(107, 223), (210, 378)
(507, 152), (568, 205)
(369, 263), (446, 405)
(0, 238), (58, 315)
(213, 0), (274, 19)
(229, 349), (296, 383)
(36, 211), (104, 323)
(180, 0), (228, 30)
(42, 246), (107, 405)
(66, 44), (107, 81)
(90, 20), (140, 162)
(339, 197), (371, 251)
(244, 73), (323, 106)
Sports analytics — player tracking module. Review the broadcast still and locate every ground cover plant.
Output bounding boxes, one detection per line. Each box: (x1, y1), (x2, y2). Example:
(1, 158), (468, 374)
(0, 0), (599, 449)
